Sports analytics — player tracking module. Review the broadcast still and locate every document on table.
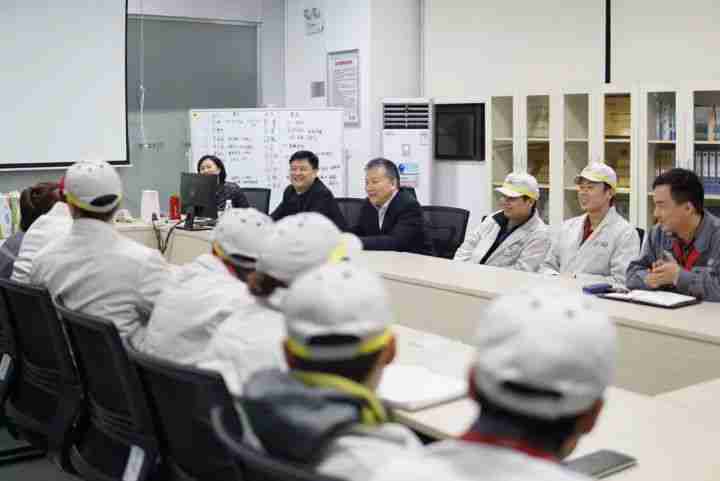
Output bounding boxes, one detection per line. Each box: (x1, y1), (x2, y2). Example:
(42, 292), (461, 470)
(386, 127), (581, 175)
(378, 364), (467, 411)
(600, 290), (699, 308)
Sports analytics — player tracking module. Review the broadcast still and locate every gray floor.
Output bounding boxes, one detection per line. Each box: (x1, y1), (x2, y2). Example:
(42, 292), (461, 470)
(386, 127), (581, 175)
(0, 428), (78, 481)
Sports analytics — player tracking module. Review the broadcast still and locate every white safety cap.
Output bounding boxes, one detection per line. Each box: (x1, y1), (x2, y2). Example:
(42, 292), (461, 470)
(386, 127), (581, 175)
(64, 161), (123, 213)
(212, 208), (273, 266)
(284, 263), (394, 361)
(495, 172), (540, 201)
(575, 162), (618, 191)
(472, 287), (617, 420)
(256, 212), (357, 283)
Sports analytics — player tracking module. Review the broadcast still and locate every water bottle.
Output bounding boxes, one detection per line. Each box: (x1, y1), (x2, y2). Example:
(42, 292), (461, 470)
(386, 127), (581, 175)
(220, 199), (232, 218)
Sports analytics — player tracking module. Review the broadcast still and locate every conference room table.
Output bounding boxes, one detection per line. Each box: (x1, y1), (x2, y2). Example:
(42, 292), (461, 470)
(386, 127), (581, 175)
(116, 221), (720, 395)
(115, 222), (720, 481)
(392, 324), (720, 481)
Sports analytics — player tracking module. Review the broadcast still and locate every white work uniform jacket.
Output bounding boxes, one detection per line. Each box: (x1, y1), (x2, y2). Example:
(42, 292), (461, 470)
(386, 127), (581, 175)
(197, 292), (287, 395)
(318, 424), (423, 481)
(29, 218), (170, 345)
(11, 202), (72, 283)
(540, 207), (640, 285)
(369, 440), (590, 481)
(141, 254), (254, 364)
(454, 211), (550, 272)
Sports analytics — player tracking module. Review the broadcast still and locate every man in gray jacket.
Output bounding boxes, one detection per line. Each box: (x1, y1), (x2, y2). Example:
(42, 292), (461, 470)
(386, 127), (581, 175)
(627, 168), (720, 301)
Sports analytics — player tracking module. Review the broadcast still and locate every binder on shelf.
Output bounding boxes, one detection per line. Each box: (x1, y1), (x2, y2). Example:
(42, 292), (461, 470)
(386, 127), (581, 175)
(695, 106), (711, 141)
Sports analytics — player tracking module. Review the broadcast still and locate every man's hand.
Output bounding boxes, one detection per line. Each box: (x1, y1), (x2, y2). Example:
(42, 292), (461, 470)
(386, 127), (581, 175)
(646, 259), (681, 288)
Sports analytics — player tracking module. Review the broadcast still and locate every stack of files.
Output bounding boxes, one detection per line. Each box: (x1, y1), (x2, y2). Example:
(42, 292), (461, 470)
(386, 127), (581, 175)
(694, 150), (720, 194)
(599, 290), (699, 308)
(378, 364), (467, 411)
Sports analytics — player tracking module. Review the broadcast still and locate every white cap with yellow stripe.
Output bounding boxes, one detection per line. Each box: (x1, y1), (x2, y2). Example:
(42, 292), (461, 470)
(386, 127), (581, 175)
(284, 263), (393, 361)
(64, 161), (123, 213)
(575, 162), (618, 191)
(212, 208), (273, 267)
(494, 172), (540, 201)
(256, 212), (361, 283)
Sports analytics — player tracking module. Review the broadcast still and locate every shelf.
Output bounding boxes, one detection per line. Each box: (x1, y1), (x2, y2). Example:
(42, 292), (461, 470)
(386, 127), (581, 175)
(605, 138), (631, 143)
(493, 137), (513, 142)
(706, 194), (720, 201)
(538, 184), (549, 189)
(568, 185), (630, 194)
(648, 140), (676, 144)
(695, 141), (720, 145)
(565, 138), (589, 143)
(528, 138), (550, 142)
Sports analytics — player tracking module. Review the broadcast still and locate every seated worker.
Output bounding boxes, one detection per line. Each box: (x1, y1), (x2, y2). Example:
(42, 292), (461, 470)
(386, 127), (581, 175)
(540, 162), (639, 284)
(141, 208), (273, 363)
(370, 287), (617, 481)
(351, 158), (433, 255)
(197, 154), (250, 213)
(30, 161), (170, 345)
(242, 263), (422, 481)
(199, 212), (361, 395)
(0, 182), (61, 279)
(11, 182), (71, 283)
(454, 172), (549, 271)
(271, 150), (347, 230)
(627, 168), (720, 300)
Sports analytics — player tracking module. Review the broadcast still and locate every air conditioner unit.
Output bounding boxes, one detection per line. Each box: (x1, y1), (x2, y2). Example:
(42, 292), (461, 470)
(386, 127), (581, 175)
(382, 98), (432, 205)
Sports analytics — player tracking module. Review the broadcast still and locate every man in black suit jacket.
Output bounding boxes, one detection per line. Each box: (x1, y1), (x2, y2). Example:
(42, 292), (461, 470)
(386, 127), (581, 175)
(271, 150), (347, 230)
(351, 158), (433, 255)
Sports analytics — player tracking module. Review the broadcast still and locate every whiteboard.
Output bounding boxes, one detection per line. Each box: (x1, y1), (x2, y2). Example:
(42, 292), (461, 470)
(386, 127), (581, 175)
(189, 108), (346, 211)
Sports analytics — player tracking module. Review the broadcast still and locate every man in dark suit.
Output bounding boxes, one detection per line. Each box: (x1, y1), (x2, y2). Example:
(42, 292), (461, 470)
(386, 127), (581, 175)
(351, 158), (433, 255)
(271, 150), (347, 230)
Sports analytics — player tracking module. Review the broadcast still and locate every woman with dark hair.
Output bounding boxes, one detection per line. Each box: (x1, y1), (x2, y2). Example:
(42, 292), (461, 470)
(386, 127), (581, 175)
(0, 182), (61, 279)
(197, 155), (249, 213)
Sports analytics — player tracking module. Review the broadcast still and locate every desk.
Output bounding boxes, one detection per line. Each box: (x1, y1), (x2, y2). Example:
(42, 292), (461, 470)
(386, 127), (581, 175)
(364, 251), (720, 395)
(115, 222), (211, 265)
(115, 226), (720, 394)
(656, 378), (720, 411)
(392, 325), (720, 481)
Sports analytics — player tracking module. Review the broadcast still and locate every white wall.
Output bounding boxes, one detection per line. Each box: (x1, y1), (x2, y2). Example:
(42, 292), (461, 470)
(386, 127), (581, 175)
(425, 0), (604, 223)
(260, 0), (286, 107)
(285, 0), (420, 197)
(127, 0), (263, 21)
(285, 0), (373, 197)
(612, 0), (720, 85)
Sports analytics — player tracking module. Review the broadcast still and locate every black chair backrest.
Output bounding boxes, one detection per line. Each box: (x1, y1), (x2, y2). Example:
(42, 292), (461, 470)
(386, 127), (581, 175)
(241, 188), (271, 214)
(57, 305), (159, 481)
(0, 279), (82, 461)
(0, 284), (18, 405)
(129, 348), (241, 481)
(399, 186), (417, 201)
(336, 198), (365, 230)
(421, 206), (471, 259)
(636, 227), (645, 246)
(210, 406), (344, 481)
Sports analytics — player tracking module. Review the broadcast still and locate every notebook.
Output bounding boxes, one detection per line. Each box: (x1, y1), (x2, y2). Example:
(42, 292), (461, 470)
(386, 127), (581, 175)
(599, 290), (699, 308)
(378, 364), (467, 411)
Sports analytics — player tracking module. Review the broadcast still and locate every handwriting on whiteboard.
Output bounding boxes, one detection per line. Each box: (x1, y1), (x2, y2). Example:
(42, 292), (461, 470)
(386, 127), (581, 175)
(190, 109), (345, 207)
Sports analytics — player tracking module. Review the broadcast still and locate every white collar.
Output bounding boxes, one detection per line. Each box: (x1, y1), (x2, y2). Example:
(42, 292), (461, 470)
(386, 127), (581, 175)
(48, 202), (71, 218)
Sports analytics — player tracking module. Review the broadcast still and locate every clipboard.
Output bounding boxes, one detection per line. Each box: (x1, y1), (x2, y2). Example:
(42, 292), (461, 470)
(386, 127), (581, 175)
(598, 290), (700, 309)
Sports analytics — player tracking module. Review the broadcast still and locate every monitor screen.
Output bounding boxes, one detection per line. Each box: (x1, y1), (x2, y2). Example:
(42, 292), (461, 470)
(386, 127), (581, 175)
(180, 173), (218, 219)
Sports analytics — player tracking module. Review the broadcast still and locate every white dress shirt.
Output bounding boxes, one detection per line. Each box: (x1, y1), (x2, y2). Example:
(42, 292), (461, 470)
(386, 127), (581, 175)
(376, 191), (398, 229)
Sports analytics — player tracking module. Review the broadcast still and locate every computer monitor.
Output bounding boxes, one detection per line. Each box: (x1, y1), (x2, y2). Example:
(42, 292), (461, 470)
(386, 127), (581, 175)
(180, 172), (218, 229)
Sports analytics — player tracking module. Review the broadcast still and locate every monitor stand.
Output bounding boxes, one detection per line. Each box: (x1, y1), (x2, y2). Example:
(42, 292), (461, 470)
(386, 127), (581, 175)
(176, 207), (215, 231)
